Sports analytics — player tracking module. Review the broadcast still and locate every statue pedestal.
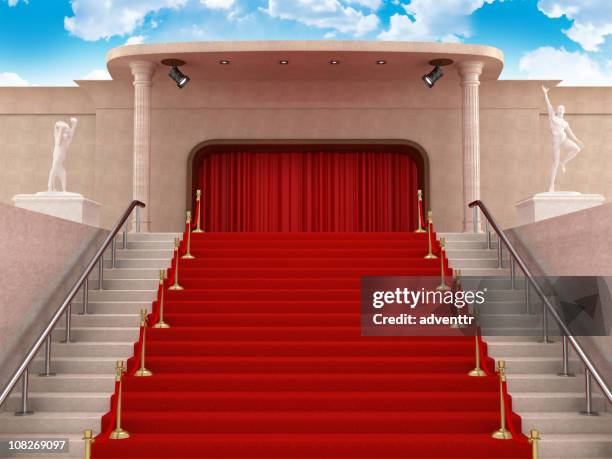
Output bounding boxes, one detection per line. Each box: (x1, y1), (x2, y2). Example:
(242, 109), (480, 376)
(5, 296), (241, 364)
(515, 192), (605, 226)
(12, 192), (102, 227)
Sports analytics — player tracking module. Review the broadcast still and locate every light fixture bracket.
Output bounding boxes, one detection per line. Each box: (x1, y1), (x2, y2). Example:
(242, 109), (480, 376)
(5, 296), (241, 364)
(161, 59), (186, 67)
(428, 59), (454, 67)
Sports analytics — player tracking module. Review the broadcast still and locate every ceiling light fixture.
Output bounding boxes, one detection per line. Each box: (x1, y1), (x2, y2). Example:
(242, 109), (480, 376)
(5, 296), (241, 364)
(329, 59), (340, 65)
(376, 60), (387, 65)
(219, 59), (231, 65)
(422, 59), (453, 88)
(161, 59), (190, 89)
(279, 59), (289, 65)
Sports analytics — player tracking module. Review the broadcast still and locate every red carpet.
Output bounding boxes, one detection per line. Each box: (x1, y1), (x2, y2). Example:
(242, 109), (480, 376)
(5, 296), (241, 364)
(93, 233), (530, 458)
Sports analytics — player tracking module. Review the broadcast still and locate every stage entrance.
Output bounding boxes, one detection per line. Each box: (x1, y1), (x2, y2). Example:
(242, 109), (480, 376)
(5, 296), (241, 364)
(190, 144), (426, 232)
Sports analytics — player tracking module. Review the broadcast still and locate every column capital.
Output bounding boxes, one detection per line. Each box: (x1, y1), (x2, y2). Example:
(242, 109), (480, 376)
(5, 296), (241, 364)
(129, 60), (156, 84)
(457, 60), (484, 85)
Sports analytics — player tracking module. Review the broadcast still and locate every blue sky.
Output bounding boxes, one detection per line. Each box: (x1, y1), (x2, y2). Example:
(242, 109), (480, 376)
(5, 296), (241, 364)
(1, 0), (612, 86)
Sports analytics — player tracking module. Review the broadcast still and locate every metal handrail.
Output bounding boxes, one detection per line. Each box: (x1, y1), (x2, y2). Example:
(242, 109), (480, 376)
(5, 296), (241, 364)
(0, 200), (145, 413)
(470, 200), (612, 411)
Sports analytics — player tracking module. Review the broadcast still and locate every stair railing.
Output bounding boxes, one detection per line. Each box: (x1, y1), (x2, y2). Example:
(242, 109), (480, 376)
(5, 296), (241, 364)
(0, 200), (145, 415)
(470, 200), (612, 414)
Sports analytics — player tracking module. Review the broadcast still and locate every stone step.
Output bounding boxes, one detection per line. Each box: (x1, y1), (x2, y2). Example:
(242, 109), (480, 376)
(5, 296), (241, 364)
(521, 412), (612, 434)
(449, 258), (506, 269)
(99, 279), (159, 290)
(90, 268), (163, 280)
(501, 357), (581, 374)
(67, 314), (139, 328)
(438, 233), (489, 241)
(126, 233), (182, 242)
(28, 374), (114, 392)
(5, 393), (110, 412)
(444, 240), (499, 250)
(72, 301), (152, 314)
(30, 358), (120, 375)
(87, 290), (157, 301)
(539, 434), (612, 458)
(487, 341), (564, 357)
(505, 374), (587, 393)
(115, 258), (173, 269)
(512, 392), (607, 413)
(52, 328), (139, 343)
(44, 342), (134, 357)
(107, 249), (174, 260)
(479, 301), (530, 315)
(0, 412), (101, 435)
(456, 268), (512, 277)
(446, 249), (509, 260)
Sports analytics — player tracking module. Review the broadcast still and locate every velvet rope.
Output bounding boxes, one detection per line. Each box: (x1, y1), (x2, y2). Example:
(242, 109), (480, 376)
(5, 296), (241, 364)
(192, 192), (201, 230)
(96, 380), (120, 441)
(418, 197), (425, 231)
(127, 325), (145, 376)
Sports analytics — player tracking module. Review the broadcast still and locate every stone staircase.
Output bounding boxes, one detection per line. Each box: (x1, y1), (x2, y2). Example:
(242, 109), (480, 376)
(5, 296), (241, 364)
(0, 233), (178, 458)
(441, 232), (612, 459)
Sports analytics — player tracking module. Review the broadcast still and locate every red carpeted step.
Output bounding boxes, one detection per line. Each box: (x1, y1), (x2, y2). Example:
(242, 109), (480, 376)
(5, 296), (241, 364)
(121, 373), (499, 392)
(118, 411), (513, 434)
(158, 300), (361, 314)
(186, 248), (432, 258)
(179, 267), (448, 278)
(145, 339), (474, 356)
(160, 312), (362, 327)
(178, 258), (444, 268)
(142, 355), (475, 373)
(92, 433), (530, 457)
(121, 391), (499, 412)
(189, 239), (432, 249)
(190, 232), (432, 240)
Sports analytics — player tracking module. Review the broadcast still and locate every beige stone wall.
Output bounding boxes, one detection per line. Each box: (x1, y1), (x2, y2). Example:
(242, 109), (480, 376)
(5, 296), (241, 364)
(1, 79), (610, 232)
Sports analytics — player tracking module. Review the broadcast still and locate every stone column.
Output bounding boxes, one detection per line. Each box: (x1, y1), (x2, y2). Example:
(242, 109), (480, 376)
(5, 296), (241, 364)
(458, 61), (484, 233)
(130, 61), (156, 232)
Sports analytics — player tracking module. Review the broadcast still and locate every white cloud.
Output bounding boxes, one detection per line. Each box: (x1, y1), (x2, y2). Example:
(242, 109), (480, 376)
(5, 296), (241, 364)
(378, 0), (495, 42)
(200, 0), (235, 10)
(6, 0), (27, 6)
(264, 0), (379, 36)
(0, 72), (29, 86)
(538, 0), (612, 52)
(344, 0), (382, 9)
(82, 69), (112, 80)
(125, 35), (146, 45)
(518, 46), (612, 86)
(64, 0), (188, 41)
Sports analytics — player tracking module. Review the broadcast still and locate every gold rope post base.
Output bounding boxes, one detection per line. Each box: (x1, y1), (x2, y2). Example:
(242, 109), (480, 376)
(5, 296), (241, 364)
(134, 309), (153, 377)
(153, 269), (170, 329)
(529, 429), (541, 459)
(414, 189), (426, 233)
(436, 238), (450, 291)
(424, 211), (437, 259)
(109, 360), (130, 440)
(182, 211), (195, 260)
(193, 189), (204, 233)
(491, 360), (513, 440)
(83, 429), (94, 459)
(169, 238), (184, 291)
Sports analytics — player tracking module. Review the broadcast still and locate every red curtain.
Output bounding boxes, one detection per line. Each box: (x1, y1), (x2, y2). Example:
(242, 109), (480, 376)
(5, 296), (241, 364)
(197, 149), (419, 232)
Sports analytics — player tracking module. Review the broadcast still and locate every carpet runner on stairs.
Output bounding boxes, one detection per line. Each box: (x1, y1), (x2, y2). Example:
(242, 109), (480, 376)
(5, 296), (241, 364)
(92, 232), (531, 458)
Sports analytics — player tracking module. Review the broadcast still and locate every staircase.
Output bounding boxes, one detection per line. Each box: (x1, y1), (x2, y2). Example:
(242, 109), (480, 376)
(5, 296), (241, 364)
(0, 233), (177, 458)
(92, 232), (531, 458)
(442, 232), (612, 459)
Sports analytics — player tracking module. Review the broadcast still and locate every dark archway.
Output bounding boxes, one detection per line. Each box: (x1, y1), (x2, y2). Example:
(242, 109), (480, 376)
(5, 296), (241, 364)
(187, 141), (429, 232)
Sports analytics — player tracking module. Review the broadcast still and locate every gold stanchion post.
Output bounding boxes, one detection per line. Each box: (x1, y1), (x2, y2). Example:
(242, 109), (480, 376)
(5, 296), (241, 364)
(468, 310), (486, 377)
(153, 269), (170, 329)
(436, 238), (450, 290)
(193, 189), (204, 233)
(182, 211), (195, 260)
(83, 429), (94, 459)
(109, 360), (130, 440)
(529, 429), (541, 459)
(414, 189), (426, 233)
(491, 360), (513, 440)
(424, 211), (437, 259)
(134, 309), (153, 377)
(169, 238), (184, 291)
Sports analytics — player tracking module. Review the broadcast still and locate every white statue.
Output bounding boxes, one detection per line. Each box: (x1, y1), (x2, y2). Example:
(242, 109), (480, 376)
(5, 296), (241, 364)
(47, 118), (78, 192)
(542, 86), (583, 192)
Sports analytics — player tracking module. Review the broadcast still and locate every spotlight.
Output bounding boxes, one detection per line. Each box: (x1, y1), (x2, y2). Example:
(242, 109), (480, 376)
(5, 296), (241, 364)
(376, 60), (386, 65)
(422, 58), (453, 88)
(329, 59), (340, 65)
(279, 59), (289, 65)
(161, 59), (190, 89)
(219, 60), (231, 65)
